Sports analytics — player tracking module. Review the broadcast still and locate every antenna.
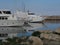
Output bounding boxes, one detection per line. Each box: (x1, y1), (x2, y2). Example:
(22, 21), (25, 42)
(22, 1), (26, 12)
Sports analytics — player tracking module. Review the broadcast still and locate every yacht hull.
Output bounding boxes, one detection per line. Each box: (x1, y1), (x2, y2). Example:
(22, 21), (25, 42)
(0, 20), (24, 26)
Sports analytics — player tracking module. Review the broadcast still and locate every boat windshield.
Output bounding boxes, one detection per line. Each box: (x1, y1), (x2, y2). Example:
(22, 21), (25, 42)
(28, 13), (35, 15)
(3, 11), (11, 14)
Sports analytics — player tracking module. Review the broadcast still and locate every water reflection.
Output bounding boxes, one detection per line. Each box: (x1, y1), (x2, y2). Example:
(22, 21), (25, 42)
(0, 27), (25, 33)
(0, 22), (60, 37)
(23, 23), (44, 30)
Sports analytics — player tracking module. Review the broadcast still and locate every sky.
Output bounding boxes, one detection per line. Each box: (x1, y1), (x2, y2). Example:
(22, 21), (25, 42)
(0, 0), (60, 15)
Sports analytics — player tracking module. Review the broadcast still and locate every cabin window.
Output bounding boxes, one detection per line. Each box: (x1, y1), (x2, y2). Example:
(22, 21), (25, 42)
(0, 17), (8, 20)
(0, 34), (1, 37)
(0, 11), (2, 14)
(0, 17), (1, 19)
(5, 17), (8, 20)
(3, 11), (11, 14)
(2, 17), (4, 20)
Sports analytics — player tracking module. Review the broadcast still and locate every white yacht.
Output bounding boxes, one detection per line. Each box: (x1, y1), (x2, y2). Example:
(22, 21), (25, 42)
(16, 11), (46, 23)
(0, 10), (24, 26)
(27, 12), (45, 23)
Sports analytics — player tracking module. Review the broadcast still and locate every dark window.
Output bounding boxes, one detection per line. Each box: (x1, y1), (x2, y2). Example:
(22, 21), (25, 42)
(2, 17), (4, 20)
(0, 11), (2, 14)
(5, 17), (8, 20)
(0, 17), (8, 20)
(3, 11), (11, 14)
(0, 17), (1, 19)
(0, 34), (1, 36)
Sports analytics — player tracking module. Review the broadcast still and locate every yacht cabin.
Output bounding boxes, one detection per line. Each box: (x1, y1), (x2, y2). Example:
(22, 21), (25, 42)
(0, 11), (11, 20)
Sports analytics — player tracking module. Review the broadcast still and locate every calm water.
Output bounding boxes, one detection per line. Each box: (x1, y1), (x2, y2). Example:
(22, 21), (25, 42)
(36, 23), (60, 30)
(18, 23), (60, 37)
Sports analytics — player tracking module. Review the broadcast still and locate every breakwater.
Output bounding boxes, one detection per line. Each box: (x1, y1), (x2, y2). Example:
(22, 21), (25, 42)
(43, 16), (60, 23)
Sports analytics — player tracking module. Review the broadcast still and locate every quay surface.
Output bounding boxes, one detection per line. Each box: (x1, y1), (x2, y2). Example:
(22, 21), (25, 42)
(43, 16), (60, 23)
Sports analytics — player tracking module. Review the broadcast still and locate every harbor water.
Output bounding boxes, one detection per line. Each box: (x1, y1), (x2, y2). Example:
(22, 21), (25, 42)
(18, 22), (60, 37)
(0, 22), (60, 37)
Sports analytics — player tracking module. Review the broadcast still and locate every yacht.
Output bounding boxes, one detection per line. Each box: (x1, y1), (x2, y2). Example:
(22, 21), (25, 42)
(16, 11), (46, 23)
(27, 12), (45, 23)
(0, 10), (24, 26)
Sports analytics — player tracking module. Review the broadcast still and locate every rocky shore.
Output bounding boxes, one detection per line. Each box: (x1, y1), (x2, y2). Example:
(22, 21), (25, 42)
(31, 28), (60, 45)
(0, 28), (60, 45)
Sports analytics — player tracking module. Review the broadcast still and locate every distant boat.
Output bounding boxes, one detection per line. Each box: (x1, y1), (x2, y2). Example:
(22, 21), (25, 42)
(16, 11), (46, 23)
(27, 12), (45, 23)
